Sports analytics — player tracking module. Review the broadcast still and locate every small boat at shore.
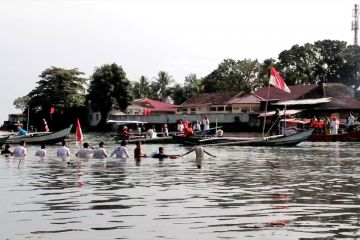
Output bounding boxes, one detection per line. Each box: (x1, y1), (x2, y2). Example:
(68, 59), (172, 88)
(173, 129), (314, 146)
(5, 125), (73, 145)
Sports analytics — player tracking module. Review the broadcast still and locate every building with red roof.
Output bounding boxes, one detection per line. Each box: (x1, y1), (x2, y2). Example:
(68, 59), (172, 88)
(126, 98), (178, 115)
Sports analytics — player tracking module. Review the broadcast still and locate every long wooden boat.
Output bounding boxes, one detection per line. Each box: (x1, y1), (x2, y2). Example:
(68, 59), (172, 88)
(307, 129), (360, 142)
(6, 125), (73, 144)
(173, 129), (314, 147)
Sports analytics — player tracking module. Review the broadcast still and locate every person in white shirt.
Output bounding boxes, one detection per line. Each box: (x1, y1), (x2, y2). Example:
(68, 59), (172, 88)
(177, 120), (184, 133)
(111, 140), (130, 160)
(346, 112), (356, 132)
(181, 142), (216, 169)
(76, 142), (94, 159)
(202, 116), (210, 131)
(57, 140), (70, 160)
(192, 121), (201, 132)
(330, 117), (339, 135)
(35, 144), (46, 158)
(13, 141), (27, 158)
(161, 124), (169, 137)
(93, 141), (108, 159)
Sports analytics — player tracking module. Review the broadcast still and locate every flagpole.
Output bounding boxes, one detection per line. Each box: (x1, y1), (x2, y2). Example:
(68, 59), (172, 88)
(261, 82), (271, 139)
(26, 105), (30, 132)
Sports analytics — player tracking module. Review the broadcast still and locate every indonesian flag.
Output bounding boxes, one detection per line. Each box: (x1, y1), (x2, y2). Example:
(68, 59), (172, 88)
(43, 118), (49, 132)
(269, 67), (291, 93)
(76, 118), (83, 143)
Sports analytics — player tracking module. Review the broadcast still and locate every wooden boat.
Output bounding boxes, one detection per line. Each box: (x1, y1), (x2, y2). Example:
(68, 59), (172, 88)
(6, 125), (73, 144)
(173, 129), (314, 146)
(307, 129), (360, 142)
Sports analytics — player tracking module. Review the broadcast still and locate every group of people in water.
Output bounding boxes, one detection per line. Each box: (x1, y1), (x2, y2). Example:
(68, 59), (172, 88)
(1, 139), (217, 169)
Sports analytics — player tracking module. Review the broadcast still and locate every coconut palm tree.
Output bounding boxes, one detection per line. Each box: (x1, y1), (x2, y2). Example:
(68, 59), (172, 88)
(154, 71), (174, 102)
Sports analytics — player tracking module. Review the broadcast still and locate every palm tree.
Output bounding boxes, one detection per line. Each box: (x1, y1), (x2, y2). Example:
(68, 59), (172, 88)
(154, 71), (174, 102)
(133, 76), (150, 99)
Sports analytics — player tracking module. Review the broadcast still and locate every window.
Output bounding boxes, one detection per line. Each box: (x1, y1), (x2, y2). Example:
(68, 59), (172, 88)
(191, 108), (196, 113)
(233, 107), (239, 111)
(225, 106), (232, 112)
(210, 107), (216, 111)
(217, 106), (224, 111)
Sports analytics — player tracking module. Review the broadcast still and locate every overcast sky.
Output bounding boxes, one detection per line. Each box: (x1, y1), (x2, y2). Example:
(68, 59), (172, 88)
(0, 0), (356, 123)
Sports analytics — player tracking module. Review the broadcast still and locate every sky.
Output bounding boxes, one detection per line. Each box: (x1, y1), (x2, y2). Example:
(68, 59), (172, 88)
(0, 0), (356, 123)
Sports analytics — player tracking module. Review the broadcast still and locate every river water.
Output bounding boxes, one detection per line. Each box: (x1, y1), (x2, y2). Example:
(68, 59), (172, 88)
(1, 133), (360, 240)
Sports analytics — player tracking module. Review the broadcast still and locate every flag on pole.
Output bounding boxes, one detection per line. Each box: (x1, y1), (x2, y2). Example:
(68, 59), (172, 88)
(50, 106), (55, 114)
(43, 118), (49, 132)
(269, 67), (291, 93)
(76, 118), (83, 143)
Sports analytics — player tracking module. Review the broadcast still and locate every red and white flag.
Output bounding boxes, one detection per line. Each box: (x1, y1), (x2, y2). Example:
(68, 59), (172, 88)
(269, 67), (291, 93)
(43, 118), (49, 132)
(76, 118), (83, 143)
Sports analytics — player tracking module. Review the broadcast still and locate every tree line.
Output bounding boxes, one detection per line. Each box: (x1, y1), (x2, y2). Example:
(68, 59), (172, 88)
(12, 39), (360, 130)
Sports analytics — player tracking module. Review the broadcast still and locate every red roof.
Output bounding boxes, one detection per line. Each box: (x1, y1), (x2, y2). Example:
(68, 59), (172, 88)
(181, 92), (240, 107)
(254, 84), (318, 101)
(133, 98), (177, 112)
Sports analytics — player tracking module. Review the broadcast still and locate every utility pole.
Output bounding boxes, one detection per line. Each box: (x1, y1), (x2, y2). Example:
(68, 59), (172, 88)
(352, 4), (359, 45)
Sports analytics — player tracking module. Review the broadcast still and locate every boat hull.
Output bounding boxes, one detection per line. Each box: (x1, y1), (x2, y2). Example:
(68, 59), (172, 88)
(0, 135), (9, 147)
(307, 129), (360, 142)
(6, 125), (73, 144)
(173, 129), (314, 147)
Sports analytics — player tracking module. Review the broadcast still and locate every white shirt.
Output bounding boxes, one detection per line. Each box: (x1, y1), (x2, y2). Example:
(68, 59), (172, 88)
(203, 118), (210, 130)
(76, 148), (94, 159)
(93, 148), (108, 159)
(194, 146), (205, 160)
(13, 146), (26, 157)
(57, 146), (70, 158)
(347, 114), (355, 126)
(177, 123), (184, 132)
(330, 120), (339, 135)
(111, 146), (130, 160)
(35, 149), (46, 157)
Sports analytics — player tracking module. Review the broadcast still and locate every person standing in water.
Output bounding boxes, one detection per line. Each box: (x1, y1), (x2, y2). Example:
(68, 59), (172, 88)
(181, 142), (216, 169)
(35, 144), (46, 158)
(111, 140), (130, 160)
(93, 141), (108, 159)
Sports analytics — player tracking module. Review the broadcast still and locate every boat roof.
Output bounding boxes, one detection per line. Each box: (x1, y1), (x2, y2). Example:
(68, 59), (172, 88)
(258, 109), (303, 117)
(272, 97), (332, 106)
(107, 120), (148, 125)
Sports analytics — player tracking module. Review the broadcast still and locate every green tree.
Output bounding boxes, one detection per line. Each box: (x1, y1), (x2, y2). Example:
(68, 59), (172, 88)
(202, 58), (260, 93)
(183, 73), (202, 99)
(20, 67), (87, 129)
(342, 44), (360, 91)
(13, 96), (30, 112)
(170, 83), (186, 105)
(154, 71), (174, 101)
(278, 43), (318, 85)
(132, 75), (150, 99)
(87, 63), (132, 127)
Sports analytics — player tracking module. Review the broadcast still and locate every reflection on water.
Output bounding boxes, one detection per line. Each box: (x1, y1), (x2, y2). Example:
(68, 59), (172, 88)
(1, 133), (360, 239)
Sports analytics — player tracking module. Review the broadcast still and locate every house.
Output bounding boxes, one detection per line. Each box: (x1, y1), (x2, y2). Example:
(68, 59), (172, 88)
(226, 93), (264, 113)
(126, 98), (178, 115)
(178, 92), (240, 114)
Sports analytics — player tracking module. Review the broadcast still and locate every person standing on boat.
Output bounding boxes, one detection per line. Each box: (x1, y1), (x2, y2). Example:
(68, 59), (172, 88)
(76, 142), (95, 159)
(57, 140), (71, 160)
(13, 141), (27, 158)
(346, 112), (356, 132)
(111, 140), (130, 160)
(324, 117), (331, 135)
(192, 121), (201, 132)
(181, 142), (216, 169)
(330, 117), (339, 135)
(161, 124), (169, 137)
(177, 120), (184, 134)
(271, 109), (281, 135)
(202, 116), (210, 131)
(35, 144), (46, 158)
(93, 141), (108, 159)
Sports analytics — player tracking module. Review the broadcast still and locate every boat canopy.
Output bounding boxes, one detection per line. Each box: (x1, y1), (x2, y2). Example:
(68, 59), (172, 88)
(259, 109), (302, 117)
(272, 97), (332, 106)
(107, 120), (148, 125)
